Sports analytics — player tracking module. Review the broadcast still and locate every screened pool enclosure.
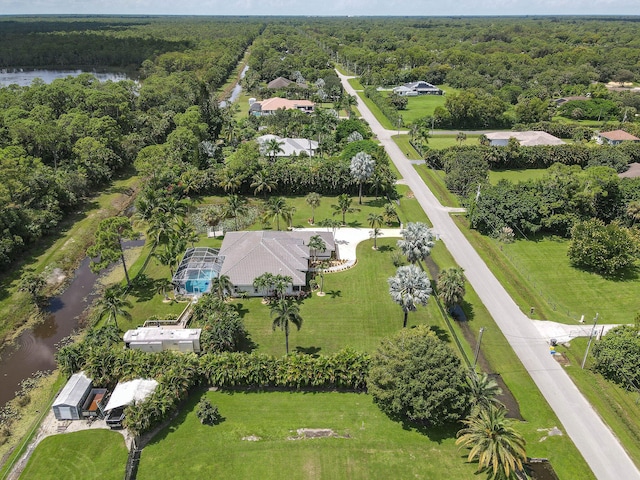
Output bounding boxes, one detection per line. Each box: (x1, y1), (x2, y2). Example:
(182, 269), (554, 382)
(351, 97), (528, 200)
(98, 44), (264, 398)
(172, 247), (224, 296)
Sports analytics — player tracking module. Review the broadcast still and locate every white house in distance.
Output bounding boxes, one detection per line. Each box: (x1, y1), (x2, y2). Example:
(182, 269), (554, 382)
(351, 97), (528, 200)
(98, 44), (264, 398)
(256, 134), (318, 157)
(485, 131), (565, 147)
(596, 129), (640, 146)
(219, 230), (336, 297)
(123, 327), (202, 353)
(249, 97), (315, 116)
(393, 81), (443, 96)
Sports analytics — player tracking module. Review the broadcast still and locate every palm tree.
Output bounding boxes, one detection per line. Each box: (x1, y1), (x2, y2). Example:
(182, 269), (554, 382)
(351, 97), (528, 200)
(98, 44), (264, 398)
(350, 151), (375, 204)
(456, 131), (467, 145)
(626, 200), (640, 225)
(211, 274), (233, 300)
(263, 137), (284, 162)
(203, 204), (225, 237)
(251, 172), (276, 197)
(456, 404), (527, 480)
(466, 371), (504, 413)
(270, 298), (303, 354)
(218, 170), (242, 193)
(253, 272), (275, 301)
(384, 203), (399, 226)
(368, 213), (384, 249)
(262, 196), (291, 231)
(156, 278), (173, 301)
(224, 194), (249, 231)
(95, 286), (132, 329)
(305, 192), (322, 224)
(343, 94), (358, 119)
(307, 234), (326, 264)
(174, 218), (199, 248)
(437, 267), (466, 311)
(388, 264), (432, 328)
(397, 222), (435, 265)
(332, 194), (360, 226)
(272, 274), (293, 300)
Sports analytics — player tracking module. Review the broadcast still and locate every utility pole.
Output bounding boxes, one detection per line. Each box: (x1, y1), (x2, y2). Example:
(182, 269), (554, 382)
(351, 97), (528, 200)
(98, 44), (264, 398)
(581, 313), (599, 369)
(473, 327), (485, 369)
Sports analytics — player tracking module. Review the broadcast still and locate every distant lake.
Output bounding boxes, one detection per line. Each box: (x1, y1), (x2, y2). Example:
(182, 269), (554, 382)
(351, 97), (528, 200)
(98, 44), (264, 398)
(0, 68), (135, 87)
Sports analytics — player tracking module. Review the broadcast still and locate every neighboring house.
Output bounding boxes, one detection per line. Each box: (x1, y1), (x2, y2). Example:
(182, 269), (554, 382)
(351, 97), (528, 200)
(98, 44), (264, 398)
(596, 129), (640, 145)
(553, 95), (590, 106)
(123, 327), (202, 353)
(219, 230), (336, 297)
(250, 97), (315, 116)
(484, 131), (565, 147)
(267, 77), (294, 89)
(393, 81), (443, 96)
(256, 134), (318, 157)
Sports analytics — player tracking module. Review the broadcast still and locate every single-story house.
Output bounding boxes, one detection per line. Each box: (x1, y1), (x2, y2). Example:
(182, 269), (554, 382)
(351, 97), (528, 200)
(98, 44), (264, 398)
(553, 95), (590, 106)
(123, 327), (202, 353)
(219, 230), (336, 297)
(256, 134), (318, 157)
(267, 77), (294, 89)
(484, 131), (565, 147)
(250, 97), (315, 116)
(393, 81), (443, 96)
(52, 372), (93, 421)
(104, 378), (158, 429)
(596, 129), (640, 145)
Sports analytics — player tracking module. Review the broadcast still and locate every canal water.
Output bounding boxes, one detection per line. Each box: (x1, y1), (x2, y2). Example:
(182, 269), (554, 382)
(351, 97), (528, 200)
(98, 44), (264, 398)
(0, 69), (134, 87)
(0, 241), (144, 407)
(219, 65), (249, 108)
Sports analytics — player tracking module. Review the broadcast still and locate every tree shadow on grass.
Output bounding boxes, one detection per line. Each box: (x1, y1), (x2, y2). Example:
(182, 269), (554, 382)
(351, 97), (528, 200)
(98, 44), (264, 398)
(295, 345), (322, 356)
(377, 244), (395, 253)
(364, 198), (387, 208)
(394, 415), (459, 443)
(459, 300), (475, 322)
(128, 274), (156, 302)
(347, 220), (362, 228)
(426, 325), (450, 343)
(326, 289), (342, 298)
(230, 301), (250, 318)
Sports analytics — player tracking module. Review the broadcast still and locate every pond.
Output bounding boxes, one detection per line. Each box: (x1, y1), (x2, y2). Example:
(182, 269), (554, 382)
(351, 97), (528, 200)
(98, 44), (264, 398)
(0, 68), (135, 87)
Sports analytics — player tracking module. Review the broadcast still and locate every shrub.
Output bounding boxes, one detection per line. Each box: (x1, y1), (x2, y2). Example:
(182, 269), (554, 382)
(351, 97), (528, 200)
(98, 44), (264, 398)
(196, 398), (222, 425)
(592, 325), (640, 389)
(367, 325), (469, 426)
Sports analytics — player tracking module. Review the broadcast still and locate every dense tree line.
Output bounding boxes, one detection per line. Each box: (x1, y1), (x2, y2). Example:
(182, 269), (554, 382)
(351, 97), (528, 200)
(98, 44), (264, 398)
(0, 18), (259, 267)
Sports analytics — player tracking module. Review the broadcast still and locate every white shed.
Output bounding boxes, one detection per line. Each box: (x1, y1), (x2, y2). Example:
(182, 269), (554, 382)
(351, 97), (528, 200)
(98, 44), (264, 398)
(52, 372), (92, 421)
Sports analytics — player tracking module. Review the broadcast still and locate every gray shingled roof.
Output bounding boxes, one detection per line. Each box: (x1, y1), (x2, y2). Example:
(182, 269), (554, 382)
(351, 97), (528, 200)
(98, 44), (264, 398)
(219, 231), (334, 287)
(53, 372), (92, 407)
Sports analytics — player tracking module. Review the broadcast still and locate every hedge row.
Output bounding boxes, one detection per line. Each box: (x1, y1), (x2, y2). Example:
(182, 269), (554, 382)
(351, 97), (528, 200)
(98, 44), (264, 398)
(363, 86), (402, 127)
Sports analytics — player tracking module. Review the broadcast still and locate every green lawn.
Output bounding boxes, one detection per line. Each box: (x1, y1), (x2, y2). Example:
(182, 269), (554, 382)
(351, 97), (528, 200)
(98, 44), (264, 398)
(347, 77), (363, 91)
(238, 237), (444, 356)
(489, 169), (547, 185)
(138, 391), (478, 480)
(391, 134), (422, 160)
(393, 85), (459, 124)
(413, 165), (461, 209)
(499, 236), (639, 324)
(558, 338), (640, 467)
(20, 430), (128, 480)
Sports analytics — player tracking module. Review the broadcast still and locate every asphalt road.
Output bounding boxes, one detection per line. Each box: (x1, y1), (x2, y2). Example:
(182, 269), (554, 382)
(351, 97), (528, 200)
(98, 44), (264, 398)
(338, 71), (640, 480)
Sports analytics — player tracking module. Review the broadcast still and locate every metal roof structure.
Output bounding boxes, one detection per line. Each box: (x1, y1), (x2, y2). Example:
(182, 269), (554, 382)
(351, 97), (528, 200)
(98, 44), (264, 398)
(172, 247), (224, 296)
(53, 372), (92, 408)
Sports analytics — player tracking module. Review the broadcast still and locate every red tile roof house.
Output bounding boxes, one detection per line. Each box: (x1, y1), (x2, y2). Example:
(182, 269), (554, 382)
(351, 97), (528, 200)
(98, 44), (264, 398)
(249, 97), (315, 116)
(597, 129), (640, 146)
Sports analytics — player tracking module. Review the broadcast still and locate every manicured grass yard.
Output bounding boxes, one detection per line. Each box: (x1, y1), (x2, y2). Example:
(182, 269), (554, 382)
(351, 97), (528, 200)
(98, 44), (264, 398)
(239, 237), (444, 355)
(137, 391), (478, 480)
(500, 236), (639, 324)
(20, 430), (128, 480)
(391, 85), (459, 124)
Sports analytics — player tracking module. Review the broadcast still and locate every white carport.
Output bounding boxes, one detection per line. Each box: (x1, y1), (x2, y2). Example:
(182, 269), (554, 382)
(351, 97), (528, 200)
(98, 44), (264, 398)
(104, 378), (159, 412)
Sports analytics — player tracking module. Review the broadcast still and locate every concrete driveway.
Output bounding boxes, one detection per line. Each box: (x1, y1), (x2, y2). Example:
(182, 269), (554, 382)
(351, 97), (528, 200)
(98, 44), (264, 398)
(338, 70), (640, 480)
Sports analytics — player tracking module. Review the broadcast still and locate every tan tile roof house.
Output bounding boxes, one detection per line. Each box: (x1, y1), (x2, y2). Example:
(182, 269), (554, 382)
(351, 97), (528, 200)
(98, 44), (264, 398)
(219, 231), (336, 296)
(485, 131), (565, 147)
(597, 129), (640, 145)
(250, 97), (315, 116)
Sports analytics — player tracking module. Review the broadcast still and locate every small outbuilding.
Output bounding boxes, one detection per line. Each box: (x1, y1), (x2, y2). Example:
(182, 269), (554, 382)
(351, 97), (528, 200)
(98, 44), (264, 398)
(123, 327), (202, 353)
(104, 378), (159, 429)
(52, 372), (93, 421)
